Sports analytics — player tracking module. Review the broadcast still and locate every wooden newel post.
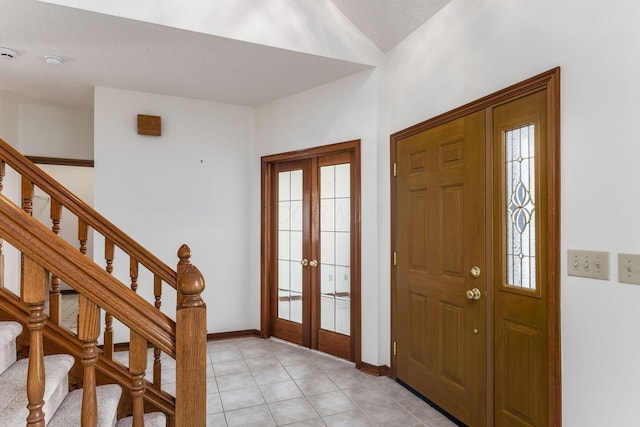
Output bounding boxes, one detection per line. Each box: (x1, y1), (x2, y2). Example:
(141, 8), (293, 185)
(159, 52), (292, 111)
(175, 244), (206, 427)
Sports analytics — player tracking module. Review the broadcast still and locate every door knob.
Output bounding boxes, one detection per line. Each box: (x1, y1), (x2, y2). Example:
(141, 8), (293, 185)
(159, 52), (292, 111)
(309, 259), (318, 267)
(300, 259), (309, 267)
(470, 266), (481, 278)
(466, 288), (481, 300)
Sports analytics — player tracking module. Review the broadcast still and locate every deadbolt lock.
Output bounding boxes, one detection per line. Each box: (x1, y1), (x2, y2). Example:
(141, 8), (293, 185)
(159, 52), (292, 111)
(470, 266), (481, 278)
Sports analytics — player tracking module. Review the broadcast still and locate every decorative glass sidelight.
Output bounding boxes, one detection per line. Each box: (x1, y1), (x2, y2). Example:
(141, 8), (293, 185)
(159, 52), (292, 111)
(319, 164), (351, 336)
(278, 170), (303, 323)
(505, 124), (536, 290)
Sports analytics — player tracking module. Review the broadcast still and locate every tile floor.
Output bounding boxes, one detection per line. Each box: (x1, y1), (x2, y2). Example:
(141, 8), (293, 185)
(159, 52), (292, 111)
(116, 336), (458, 427)
(61, 294), (456, 426)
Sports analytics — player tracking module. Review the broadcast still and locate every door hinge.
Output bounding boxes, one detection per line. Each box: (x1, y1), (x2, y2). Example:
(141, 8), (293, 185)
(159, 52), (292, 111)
(393, 341), (397, 356)
(393, 252), (397, 266)
(393, 162), (397, 177)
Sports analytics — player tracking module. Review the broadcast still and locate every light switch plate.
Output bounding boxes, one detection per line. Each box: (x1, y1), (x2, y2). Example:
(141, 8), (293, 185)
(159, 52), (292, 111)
(567, 250), (610, 280)
(618, 253), (640, 285)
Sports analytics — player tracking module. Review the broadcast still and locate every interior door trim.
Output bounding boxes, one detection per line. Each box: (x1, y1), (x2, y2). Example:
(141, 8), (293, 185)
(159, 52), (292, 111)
(260, 140), (362, 366)
(390, 68), (560, 426)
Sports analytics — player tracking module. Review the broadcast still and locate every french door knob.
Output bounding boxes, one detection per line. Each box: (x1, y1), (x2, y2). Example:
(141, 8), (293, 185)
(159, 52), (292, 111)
(309, 260), (318, 267)
(470, 266), (481, 278)
(466, 288), (481, 300)
(300, 259), (309, 267)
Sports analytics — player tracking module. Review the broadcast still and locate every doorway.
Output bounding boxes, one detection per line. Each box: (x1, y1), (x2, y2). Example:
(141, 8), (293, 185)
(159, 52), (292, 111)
(261, 140), (361, 363)
(391, 69), (560, 426)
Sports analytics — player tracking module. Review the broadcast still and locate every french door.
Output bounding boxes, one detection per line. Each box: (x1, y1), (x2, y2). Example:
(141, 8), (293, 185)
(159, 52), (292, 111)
(261, 141), (360, 362)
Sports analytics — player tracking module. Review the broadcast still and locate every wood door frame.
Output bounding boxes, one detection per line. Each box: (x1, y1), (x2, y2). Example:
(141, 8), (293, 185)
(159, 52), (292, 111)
(260, 140), (362, 365)
(390, 68), (561, 426)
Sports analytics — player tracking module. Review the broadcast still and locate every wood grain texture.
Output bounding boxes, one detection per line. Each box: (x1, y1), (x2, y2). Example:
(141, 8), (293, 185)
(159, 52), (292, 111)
(25, 257), (47, 426)
(26, 156), (94, 167)
(138, 114), (161, 136)
(130, 331), (148, 426)
(390, 68), (562, 427)
(176, 246), (207, 426)
(79, 296), (99, 426)
(261, 140), (362, 364)
(0, 195), (177, 356)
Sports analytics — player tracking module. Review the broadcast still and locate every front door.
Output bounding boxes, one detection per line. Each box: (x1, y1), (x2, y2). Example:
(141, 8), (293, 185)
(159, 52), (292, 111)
(395, 111), (486, 426)
(262, 142), (361, 362)
(392, 69), (560, 426)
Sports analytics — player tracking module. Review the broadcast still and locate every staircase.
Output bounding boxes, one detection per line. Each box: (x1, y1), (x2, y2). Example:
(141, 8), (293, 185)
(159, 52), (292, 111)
(0, 137), (208, 426)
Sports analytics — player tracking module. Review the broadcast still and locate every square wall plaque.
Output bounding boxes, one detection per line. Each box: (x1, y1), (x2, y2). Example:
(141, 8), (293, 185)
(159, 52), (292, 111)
(138, 114), (161, 136)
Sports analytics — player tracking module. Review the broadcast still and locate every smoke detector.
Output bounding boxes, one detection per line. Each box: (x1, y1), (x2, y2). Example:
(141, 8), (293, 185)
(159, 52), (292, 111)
(44, 55), (64, 65)
(0, 47), (18, 59)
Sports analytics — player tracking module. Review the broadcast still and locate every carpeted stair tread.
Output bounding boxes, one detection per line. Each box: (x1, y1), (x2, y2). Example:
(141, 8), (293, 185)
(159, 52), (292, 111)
(0, 354), (74, 426)
(116, 412), (167, 427)
(48, 384), (122, 427)
(0, 321), (22, 375)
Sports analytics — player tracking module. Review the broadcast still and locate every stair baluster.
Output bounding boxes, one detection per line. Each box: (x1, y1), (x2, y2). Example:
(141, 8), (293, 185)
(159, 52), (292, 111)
(22, 177), (33, 215)
(175, 245), (206, 426)
(153, 274), (162, 390)
(129, 331), (148, 427)
(49, 199), (62, 325)
(23, 255), (47, 426)
(78, 294), (100, 426)
(78, 218), (88, 255)
(130, 257), (138, 293)
(103, 239), (115, 359)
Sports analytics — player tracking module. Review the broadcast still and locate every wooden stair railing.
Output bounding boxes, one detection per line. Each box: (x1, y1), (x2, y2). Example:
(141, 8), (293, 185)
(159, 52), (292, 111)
(0, 137), (207, 426)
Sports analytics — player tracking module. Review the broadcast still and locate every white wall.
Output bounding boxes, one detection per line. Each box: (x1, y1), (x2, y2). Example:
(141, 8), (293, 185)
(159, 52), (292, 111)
(94, 87), (255, 340)
(255, 68), (384, 366)
(19, 104), (93, 159)
(386, 0), (640, 424)
(0, 94), (94, 294)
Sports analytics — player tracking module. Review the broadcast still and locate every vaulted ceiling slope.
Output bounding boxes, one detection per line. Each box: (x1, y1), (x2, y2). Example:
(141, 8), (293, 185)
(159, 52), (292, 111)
(0, 0), (451, 109)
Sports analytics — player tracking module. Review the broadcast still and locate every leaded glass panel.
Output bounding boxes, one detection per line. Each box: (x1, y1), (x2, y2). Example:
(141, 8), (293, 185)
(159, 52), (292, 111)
(505, 124), (536, 290)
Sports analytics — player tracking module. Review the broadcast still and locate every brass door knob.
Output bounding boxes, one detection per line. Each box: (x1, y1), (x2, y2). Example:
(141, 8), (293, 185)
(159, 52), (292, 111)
(300, 259), (309, 267)
(466, 288), (481, 300)
(309, 260), (318, 267)
(470, 266), (481, 278)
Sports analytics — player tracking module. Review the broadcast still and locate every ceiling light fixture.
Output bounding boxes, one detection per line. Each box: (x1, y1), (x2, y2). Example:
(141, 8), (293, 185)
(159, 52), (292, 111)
(0, 47), (18, 59)
(44, 55), (64, 65)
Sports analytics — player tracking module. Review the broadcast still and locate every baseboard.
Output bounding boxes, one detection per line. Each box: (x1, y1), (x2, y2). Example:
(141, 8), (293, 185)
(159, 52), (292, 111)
(112, 329), (262, 352)
(207, 329), (261, 341)
(357, 361), (391, 377)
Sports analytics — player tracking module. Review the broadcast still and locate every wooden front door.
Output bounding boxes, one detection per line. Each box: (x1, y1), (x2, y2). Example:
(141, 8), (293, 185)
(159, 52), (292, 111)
(395, 111), (486, 426)
(392, 69), (561, 426)
(262, 142), (361, 362)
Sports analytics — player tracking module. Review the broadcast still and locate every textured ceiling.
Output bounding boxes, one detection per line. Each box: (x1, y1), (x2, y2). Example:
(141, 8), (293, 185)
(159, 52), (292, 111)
(329, 0), (452, 52)
(0, 0), (451, 110)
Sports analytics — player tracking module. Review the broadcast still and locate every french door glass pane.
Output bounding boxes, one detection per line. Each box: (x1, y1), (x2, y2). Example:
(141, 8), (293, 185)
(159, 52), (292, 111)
(319, 164), (351, 336)
(505, 124), (536, 290)
(278, 170), (304, 323)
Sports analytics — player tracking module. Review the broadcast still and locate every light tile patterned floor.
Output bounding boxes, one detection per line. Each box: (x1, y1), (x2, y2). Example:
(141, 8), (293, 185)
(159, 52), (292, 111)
(117, 337), (458, 427)
(64, 293), (456, 426)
